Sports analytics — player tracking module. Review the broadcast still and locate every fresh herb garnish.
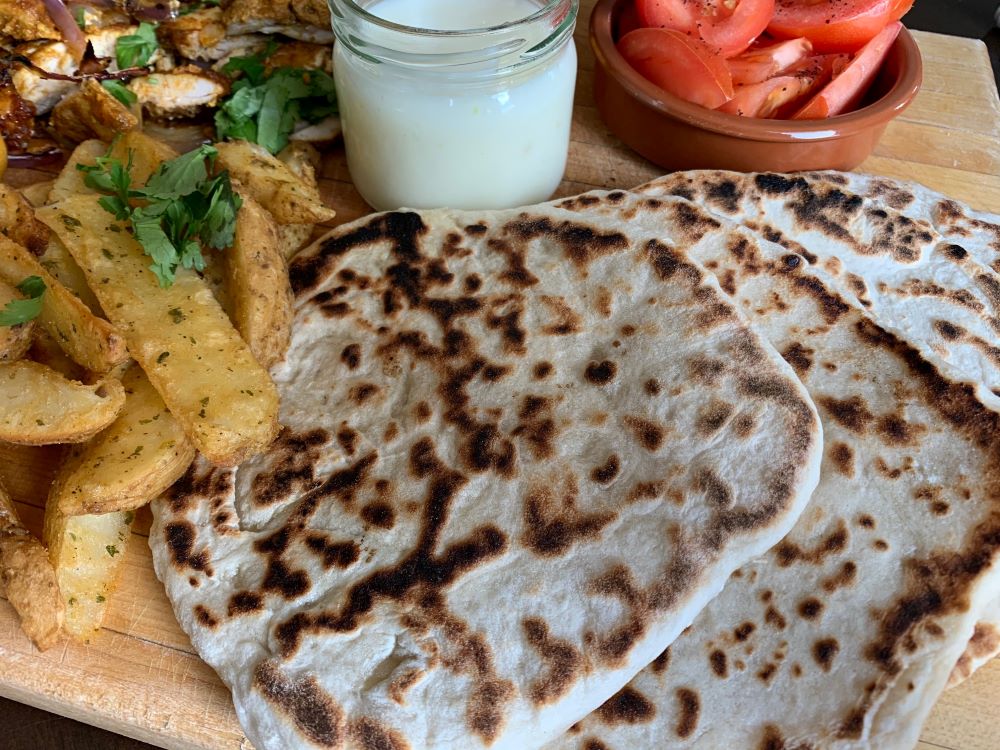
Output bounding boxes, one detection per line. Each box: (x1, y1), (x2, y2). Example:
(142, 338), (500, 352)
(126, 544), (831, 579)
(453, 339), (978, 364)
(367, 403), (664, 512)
(215, 47), (338, 154)
(116, 22), (159, 69)
(78, 143), (242, 287)
(101, 79), (138, 106)
(73, 6), (86, 28)
(0, 276), (46, 326)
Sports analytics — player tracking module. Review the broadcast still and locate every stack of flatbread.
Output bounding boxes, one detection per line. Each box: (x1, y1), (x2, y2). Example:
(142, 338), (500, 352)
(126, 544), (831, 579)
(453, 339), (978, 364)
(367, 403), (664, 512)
(149, 169), (1000, 750)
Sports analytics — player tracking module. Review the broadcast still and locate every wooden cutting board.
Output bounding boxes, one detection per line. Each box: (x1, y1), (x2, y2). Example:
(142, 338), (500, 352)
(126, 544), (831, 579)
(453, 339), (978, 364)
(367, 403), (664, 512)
(2, 8), (1000, 749)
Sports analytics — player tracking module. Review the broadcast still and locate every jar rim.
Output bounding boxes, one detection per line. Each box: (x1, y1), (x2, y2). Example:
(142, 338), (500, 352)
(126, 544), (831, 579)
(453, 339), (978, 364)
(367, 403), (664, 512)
(336, 0), (570, 37)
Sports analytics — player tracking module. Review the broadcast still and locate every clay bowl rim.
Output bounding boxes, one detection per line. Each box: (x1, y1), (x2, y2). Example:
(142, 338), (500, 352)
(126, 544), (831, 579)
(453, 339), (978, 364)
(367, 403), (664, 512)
(589, 0), (924, 143)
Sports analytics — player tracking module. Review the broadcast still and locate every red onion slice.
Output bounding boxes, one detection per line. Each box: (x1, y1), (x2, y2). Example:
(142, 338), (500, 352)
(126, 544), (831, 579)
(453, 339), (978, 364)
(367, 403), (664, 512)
(42, 0), (88, 59)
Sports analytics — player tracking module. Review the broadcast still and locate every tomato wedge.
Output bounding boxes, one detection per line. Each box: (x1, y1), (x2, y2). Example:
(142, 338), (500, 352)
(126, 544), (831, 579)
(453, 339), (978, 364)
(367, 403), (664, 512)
(889, 0), (914, 21)
(636, 0), (775, 58)
(618, 28), (734, 109)
(727, 37), (813, 85)
(768, 0), (895, 53)
(793, 21), (901, 119)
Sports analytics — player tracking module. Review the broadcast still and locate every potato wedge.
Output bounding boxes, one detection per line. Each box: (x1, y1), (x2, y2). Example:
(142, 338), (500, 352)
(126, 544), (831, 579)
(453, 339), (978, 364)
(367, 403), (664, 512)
(0, 278), (34, 363)
(214, 140), (336, 224)
(0, 361), (125, 445)
(43, 502), (132, 640)
(49, 139), (107, 204)
(0, 183), (50, 255)
(276, 223), (315, 260)
(0, 481), (64, 650)
(20, 180), (54, 208)
(108, 130), (179, 184)
(38, 235), (102, 314)
(28, 329), (86, 381)
(52, 365), (195, 516)
(0, 235), (128, 373)
(39, 196), (279, 466)
(226, 193), (292, 369)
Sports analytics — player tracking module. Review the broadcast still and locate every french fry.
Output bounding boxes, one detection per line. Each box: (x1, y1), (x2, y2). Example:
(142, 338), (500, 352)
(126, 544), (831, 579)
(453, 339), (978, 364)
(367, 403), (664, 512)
(39, 196), (280, 466)
(0, 361), (125, 445)
(0, 278), (34, 363)
(43, 502), (132, 640)
(0, 480), (64, 650)
(214, 140), (336, 224)
(226, 193), (292, 368)
(0, 235), (128, 373)
(52, 365), (195, 516)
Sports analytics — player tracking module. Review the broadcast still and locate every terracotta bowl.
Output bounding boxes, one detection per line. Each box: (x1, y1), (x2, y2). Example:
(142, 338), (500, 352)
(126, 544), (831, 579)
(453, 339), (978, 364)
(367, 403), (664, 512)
(589, 0), (923, 173)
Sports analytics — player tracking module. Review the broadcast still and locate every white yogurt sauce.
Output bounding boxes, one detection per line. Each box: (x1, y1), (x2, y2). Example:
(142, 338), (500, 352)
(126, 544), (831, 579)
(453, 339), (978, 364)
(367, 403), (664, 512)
(334, 0), (578, 211)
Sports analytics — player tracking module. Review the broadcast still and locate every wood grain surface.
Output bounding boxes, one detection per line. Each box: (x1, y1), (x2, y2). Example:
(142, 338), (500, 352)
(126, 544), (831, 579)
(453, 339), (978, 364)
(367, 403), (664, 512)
(1, 8), (999, 749)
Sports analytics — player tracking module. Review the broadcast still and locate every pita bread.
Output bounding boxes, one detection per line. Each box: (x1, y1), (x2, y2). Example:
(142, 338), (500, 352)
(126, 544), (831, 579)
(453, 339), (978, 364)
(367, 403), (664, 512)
(948, 596), (1000, 688)
(546, 190), (1000, 750)
(149, 203), (821, 750)
(641, 171), (1000, 412)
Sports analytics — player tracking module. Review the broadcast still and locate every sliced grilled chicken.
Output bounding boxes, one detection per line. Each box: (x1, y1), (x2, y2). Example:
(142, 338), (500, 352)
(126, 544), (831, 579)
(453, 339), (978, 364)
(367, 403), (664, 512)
(289, 115), (341, 144)
(224, 0), (333, 43)
(0, 0), (60, 42)
(163, 8), (268, 62)
(11, 42), (77, 115)
(264, 41), (332, 74)
(50, 79), (138, 143)
(127, 65), (229, 119)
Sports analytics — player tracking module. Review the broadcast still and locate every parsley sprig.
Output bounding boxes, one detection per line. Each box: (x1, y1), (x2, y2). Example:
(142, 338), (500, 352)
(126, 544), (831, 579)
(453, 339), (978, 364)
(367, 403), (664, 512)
(116, 22), (159, 70)
(101, 80), (137, 106)
(0, 276), (46, 326)
(78, 144), (242, 288)
(215, 46), (338, 154)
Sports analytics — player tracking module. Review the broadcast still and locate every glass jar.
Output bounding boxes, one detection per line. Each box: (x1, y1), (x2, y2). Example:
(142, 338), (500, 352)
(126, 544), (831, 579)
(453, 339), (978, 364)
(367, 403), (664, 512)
(329, 0), (579, 211)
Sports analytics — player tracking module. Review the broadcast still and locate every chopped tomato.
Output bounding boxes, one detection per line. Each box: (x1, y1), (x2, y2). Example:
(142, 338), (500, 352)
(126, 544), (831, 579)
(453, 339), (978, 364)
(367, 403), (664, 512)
(889, 0), (914, 21)
(727, 37), (812, 85)
(793, 21), (901, 119)
(636, 0), (775, 58)
(698, 0), (775, 58)
(617, 1), (644, 37)
(618, 28), (734, 109)
(768, 0), (895, 53)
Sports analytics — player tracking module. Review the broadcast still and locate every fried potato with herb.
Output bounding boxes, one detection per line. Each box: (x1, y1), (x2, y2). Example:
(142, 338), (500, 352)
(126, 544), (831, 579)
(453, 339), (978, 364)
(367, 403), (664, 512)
(0, 183), (50, 255)
(108, 130), (179, 184)
(0, 361), (125, 445)
(214, 140), (336, 224)
(0, 480), (64, 650)
(20, 180), (54, 208)
(37, 235), (103, 315)
(52, 365), (195, 516)
(275, 142), (322, 258)
(39, 196), (280, 466)
(226, 193), (292, 368)
(43, 503), (133, 640)
(0, 278), (35, 362)
(0, 236), (128, 373)
(28, 329), (85, 381)
(49, 140), (107, 204)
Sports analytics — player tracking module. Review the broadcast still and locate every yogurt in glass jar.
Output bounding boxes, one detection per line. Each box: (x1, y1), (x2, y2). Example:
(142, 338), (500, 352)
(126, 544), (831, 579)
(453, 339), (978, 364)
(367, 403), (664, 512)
(329, 0), (579, 211)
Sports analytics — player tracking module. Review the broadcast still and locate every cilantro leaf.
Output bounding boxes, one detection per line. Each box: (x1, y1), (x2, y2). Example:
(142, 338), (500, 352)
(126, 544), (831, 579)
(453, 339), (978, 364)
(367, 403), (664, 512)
(116, 22), (159, 69)
(101, 80), (137, 106)
(216, 57), (338, 154)
(79, 144), (241, 287)
(0, 276), (46, 326)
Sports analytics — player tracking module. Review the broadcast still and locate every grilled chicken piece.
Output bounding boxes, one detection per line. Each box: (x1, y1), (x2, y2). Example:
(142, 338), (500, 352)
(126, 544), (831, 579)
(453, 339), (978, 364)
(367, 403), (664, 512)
(0, 73), (36, 152)
(224, 0), (333, 43)
(163, 8), (267, 61)
(127, 65), (229, 119)
(50, 79), (138, 143)
(0, 0), (60, 42)
(264, 41), (332, 74)
(290, 115), (341, 144)
(0, 183), (50, 255)
(11, 42), (77, 115)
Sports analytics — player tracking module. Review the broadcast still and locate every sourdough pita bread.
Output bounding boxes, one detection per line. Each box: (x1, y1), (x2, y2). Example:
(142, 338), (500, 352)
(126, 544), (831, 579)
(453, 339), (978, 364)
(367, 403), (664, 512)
(149, 203), (821, 750)
(547, 190), (1000, 750)
(642, 171), (1000, 412)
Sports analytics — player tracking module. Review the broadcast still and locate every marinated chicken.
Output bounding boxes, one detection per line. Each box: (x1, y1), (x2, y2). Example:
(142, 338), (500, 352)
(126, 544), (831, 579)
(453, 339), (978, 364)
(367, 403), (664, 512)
(50, 79), (138, 143)
(0, 183), (50, 254)
(223, 0), (333, 43)
(0, 0), (59, 43)
(163, 8), (266, 62)
(127, 65), (229, 119)
(263, 41), (331, 74)
(11, 41), (77, 114)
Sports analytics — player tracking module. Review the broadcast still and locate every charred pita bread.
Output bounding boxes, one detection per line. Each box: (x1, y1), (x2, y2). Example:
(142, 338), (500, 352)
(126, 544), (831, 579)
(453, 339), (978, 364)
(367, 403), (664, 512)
(547, 190), (1000, 750)
(149, 203), (821, 750)
(642, 171), (1000, 412)
(948, 596), (1000, 688)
